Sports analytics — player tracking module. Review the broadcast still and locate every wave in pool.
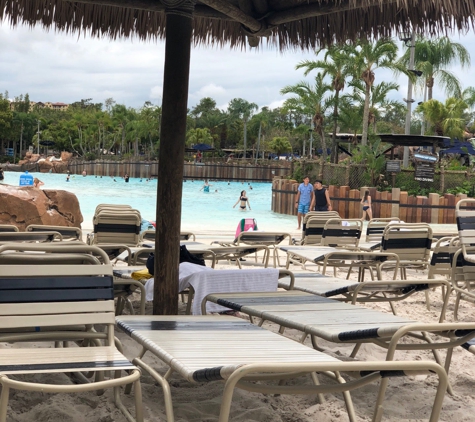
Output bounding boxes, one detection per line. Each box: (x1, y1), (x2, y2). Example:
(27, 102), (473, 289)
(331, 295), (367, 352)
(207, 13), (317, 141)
(0, 172), (297, 234)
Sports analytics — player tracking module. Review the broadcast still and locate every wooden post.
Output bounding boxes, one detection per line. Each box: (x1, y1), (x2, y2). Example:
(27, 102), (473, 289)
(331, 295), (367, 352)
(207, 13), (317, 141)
(391, 188), (400, 219)
(440, 166), (445, 192)
(154, 1), (194, 316)
(429, 193), (439, 224)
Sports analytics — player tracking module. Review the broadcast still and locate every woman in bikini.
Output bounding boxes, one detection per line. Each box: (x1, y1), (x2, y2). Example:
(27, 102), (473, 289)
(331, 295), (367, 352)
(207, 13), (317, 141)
(233, 190), (251, 211)
(361, 189), (372, 220)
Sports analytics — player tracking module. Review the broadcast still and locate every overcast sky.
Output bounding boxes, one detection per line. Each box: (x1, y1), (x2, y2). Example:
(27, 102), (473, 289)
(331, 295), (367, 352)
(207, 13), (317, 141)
(1, 23), (474, 112)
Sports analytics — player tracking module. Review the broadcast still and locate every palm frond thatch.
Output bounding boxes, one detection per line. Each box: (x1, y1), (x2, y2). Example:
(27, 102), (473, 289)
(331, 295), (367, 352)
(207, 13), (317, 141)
(1, 0), (474, 50)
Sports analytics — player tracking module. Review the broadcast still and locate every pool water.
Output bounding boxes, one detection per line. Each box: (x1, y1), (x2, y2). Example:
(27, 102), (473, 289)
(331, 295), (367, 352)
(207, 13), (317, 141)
(1, 172), (296, 234)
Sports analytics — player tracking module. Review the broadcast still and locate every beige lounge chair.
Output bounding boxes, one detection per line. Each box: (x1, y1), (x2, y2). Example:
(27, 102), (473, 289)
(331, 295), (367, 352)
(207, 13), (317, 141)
(213, 231), (292, 267)
(0, 225), (18, 233)
(116, 314), (447, 422)
(26, 224), (83, 241)
(298, 212), (340, 245)
(365, 217), (400, 242)
(277, 271), (451, 317)
(0, 247), (143, 421)
(0, 231), (63, 243)
(202, 290), (475, 397)
(378, 222), (433, 279)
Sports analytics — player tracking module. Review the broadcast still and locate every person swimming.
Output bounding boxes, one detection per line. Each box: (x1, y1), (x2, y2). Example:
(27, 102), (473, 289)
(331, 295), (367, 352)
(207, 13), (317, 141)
(200, 179), (211, 193)
(233, 190), (251, 211)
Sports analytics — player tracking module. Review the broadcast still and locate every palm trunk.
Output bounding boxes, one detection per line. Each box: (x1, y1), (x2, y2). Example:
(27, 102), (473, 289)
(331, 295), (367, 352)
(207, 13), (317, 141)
(361, 84), (371, 146)
(331, 90), (340, 163)
(243, 119), (247, 159)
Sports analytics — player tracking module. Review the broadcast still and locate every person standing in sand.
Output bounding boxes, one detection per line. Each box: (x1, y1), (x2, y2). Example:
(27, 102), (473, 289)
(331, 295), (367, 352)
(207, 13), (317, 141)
(311, 180), (332, 212)
(361, 189), (372, 220)
(233, 190), (251, 211)
(295, 176), (314, 229)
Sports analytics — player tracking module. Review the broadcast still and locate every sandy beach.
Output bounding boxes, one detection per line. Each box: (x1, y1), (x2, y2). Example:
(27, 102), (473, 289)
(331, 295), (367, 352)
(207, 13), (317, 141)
(4, 228), (475, 422)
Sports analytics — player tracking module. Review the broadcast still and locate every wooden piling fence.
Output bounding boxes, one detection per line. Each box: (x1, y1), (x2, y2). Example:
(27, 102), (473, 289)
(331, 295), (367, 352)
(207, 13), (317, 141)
(272, 179), (468, 224)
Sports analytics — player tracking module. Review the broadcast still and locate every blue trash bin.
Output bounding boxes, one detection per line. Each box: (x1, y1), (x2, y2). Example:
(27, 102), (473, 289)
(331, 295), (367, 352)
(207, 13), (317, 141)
(19, 171), (34, 186)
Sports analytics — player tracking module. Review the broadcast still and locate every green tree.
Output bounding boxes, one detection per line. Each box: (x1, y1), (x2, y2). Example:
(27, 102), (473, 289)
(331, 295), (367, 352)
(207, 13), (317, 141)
(185, 128), (214, 147)
(400, 37), (470, 101)
(345, 39), (406, 146)
(227, 98), (258, 157)
(268, 136), (292, 155)
(297, 44), (353, 162)
(281, 72), (332, 161)
(417, 98), (468, 139)
(352, 138), (387, 185)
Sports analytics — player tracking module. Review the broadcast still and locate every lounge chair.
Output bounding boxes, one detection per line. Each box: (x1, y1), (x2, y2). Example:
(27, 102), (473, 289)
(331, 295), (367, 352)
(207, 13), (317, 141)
(140, 229), (196, 242)
(116, 314), (447, 422)
(0, 246), (143, 421)
(320, 218), (362, 248)
(26, 224), (83, 241)
(0, 225), (18, 233)
(0, 231), (63, 243)
(90, 210), (142, 246)
(365, 218), (400, 242)
(378, 222), (433, 279)
(277, 271), (451, 317)
(280, 245), (400, 282)
(213, 231), (292, 267)
(297, 211), (340, 245)
(202, 290), (475, 396)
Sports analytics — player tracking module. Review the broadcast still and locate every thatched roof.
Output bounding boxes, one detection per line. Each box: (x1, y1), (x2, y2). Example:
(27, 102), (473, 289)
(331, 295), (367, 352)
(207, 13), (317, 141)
(1, 0), (474, 49)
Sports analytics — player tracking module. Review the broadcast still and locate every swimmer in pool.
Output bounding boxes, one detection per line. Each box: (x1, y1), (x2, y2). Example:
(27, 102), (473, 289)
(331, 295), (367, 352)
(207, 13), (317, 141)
(233, 190), (251, 211)
(200, 179), (212, 193)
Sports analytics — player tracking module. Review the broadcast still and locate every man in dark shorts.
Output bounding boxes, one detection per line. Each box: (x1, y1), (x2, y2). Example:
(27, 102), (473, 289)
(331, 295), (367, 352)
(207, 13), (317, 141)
(310, 180), (332, 211)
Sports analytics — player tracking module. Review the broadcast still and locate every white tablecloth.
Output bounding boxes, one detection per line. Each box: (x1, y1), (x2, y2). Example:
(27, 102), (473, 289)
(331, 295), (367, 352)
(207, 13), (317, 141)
(144, 264), (279, 315)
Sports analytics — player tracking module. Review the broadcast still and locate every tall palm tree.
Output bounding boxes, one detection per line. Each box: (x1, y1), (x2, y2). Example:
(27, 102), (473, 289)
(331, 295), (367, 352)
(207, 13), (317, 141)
(296, 44), (352, 162)
(281, 73), (332, 161)
(345, 39), (406, 145)
(400, 37), (470, 101)
(227, 98), (258, 158)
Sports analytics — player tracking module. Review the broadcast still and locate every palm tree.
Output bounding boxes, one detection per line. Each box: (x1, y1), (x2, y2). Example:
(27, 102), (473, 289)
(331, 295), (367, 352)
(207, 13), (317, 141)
(400, 37), (470, 101)
(296, 44), (352, 162)
(281, 73), (332, 161)
(463, 87), (475, 110)
(345, 39), (406, 146)
(227, 98), (258, 158)
(417, 98), (468, 139)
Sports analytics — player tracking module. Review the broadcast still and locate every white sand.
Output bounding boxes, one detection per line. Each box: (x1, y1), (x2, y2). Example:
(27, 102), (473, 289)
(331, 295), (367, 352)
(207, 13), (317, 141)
(4, 230), (475, 422)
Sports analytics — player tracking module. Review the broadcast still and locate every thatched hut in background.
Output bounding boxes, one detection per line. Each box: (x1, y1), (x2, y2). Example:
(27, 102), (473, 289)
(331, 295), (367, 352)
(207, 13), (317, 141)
(2, 0), (474, 314)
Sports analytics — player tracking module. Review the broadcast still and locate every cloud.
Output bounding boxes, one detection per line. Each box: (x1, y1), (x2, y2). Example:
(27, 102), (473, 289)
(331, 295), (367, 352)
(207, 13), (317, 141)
(195, 83), (226, 98)
(149, 86), (163, 101)
(1, 23), (474, 111)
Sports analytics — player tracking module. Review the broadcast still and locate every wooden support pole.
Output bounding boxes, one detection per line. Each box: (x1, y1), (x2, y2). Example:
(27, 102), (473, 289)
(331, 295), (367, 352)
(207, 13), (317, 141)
(154, 3), (194, 315)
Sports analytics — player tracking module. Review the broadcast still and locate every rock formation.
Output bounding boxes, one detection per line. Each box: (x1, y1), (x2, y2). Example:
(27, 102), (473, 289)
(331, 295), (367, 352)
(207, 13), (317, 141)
(0, 183), (83, 230)
(18, 151), (73, 173)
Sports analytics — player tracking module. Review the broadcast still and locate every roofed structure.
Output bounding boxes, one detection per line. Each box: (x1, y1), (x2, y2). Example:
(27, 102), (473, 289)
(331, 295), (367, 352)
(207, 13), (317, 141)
(1, 0), (474, 49)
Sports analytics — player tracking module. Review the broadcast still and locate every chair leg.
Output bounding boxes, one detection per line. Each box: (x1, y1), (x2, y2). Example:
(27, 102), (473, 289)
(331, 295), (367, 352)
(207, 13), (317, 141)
(310, 372), (325, 404)
(0, 381), (9, 422)
(334, 371), (357, 422)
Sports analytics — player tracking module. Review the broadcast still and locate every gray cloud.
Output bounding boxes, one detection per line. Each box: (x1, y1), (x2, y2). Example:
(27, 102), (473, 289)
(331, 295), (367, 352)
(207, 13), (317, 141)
(1, 24), (474, 111)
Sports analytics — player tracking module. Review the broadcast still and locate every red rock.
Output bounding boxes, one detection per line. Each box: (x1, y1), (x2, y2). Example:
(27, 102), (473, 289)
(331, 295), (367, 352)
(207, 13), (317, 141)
(0, 183), (83, 230)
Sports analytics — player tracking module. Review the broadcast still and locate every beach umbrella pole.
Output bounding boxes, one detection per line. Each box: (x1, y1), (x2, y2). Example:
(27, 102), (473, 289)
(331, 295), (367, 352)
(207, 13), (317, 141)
(154, 2), (194, 315)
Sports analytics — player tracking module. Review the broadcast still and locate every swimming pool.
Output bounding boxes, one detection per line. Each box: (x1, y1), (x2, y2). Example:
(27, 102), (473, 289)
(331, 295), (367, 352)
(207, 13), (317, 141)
(1, 172), (296, 234)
